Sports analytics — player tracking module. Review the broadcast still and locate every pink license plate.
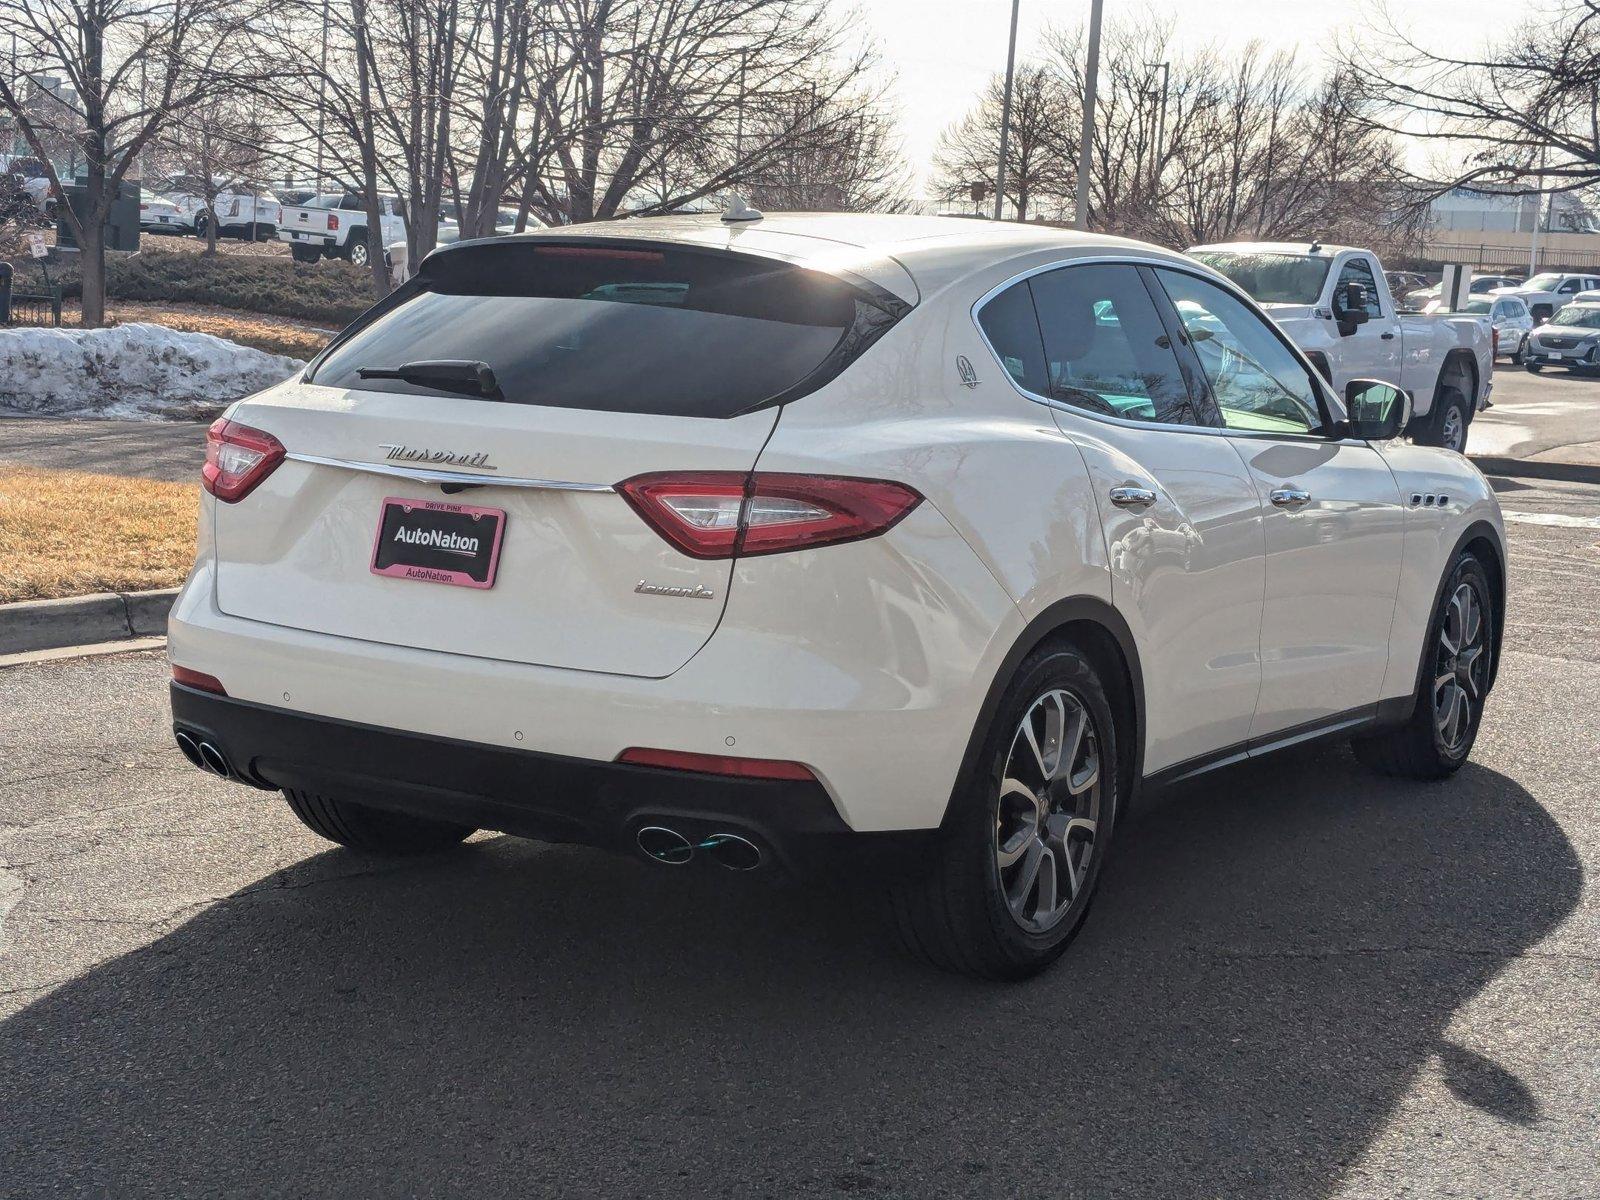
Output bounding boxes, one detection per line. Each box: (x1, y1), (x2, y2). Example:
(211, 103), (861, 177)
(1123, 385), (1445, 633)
(370, 496), (506, 589)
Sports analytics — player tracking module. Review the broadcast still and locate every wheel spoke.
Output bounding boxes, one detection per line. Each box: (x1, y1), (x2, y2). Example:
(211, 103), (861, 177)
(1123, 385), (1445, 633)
(1034, 847), (1058, 917)
(1054, 697), (1086, 783)
(1460, 586), (1481, 647)
(1006, 837), (1046, 914)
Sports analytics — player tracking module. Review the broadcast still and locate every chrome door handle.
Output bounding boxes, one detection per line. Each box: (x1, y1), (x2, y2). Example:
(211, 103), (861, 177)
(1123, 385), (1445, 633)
(1109, 485), (1157, 509)
(1270, 487), (1312, 507)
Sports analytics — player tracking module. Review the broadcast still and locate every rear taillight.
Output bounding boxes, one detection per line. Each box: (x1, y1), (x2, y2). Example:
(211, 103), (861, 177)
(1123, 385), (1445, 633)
(617, 472), (921, 560)
(328, 212), (339, 231)
(203, 418), (285, 503)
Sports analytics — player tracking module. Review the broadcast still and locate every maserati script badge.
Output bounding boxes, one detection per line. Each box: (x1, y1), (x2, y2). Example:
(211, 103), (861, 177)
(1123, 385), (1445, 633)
(379, 443), (498, 471)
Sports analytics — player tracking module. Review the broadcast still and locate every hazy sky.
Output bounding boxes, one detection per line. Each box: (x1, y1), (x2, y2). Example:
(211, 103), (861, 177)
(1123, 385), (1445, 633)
(858, 0), (1511, 193)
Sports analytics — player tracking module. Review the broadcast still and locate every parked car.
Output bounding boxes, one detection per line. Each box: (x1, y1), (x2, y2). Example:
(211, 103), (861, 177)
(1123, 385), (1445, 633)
(138, 194), (187, 234)
(1401, 273), (1521, 312)
(1520, 300), (1600, 372)
(148, 179), (282, 239)
(3, 155), (58, 219)
(1386, 270), (1432, 307)
(1425, 294), (1535, 363)
(1491, 271), (1600, 323)
(278, 192), (406, 266)
(1188, 241), (1494, 452)
(168, 213), (1506, 979)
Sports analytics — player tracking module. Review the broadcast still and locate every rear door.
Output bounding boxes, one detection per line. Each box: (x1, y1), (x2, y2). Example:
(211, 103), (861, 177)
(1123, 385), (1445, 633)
(214, 239), (899, 678)
(1153, 266), (1405, 739)
(978, 262), (1266, 774)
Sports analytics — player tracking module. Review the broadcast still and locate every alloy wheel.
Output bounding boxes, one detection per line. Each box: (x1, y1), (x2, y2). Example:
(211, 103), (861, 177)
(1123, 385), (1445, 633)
(994, 689), (1103, 933)
(350, 242), (369, 267)
(1434, 582), (1489, 753)
(1440, 406), (1466, 452)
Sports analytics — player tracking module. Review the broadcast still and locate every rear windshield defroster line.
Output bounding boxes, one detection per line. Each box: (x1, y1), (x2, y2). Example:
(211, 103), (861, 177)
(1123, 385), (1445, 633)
(308, 240), (913, 419)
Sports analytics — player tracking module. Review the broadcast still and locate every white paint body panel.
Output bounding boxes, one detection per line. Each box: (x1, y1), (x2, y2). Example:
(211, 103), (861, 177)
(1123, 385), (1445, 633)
(172, 214), (1507, 835)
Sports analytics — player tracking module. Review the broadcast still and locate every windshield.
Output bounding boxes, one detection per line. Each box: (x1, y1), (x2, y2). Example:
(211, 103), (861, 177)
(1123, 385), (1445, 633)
(1550, 304), (1600, 328)
(1524, 273), (1564, 290)
(312, 241), (903, 418)
(1188, 251), (1332, 304)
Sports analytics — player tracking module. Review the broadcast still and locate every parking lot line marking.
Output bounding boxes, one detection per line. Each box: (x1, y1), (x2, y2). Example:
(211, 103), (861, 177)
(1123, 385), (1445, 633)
(1500, 510), (1600, 530)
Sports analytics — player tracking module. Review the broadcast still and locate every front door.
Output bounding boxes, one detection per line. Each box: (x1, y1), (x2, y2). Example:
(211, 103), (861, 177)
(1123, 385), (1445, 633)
(1153, 267), (1406, 739)
(1005, 262), (1267, 775)
(1334, 254), (1402, 389)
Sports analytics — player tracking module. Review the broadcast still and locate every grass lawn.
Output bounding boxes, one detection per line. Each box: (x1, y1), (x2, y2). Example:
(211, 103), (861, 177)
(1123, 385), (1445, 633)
(0, 465), (197, 603)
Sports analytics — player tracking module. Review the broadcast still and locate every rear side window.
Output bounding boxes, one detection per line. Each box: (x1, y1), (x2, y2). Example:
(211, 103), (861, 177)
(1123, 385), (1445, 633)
(975, 281), (1049, 394)
(311, 241), (904, 418)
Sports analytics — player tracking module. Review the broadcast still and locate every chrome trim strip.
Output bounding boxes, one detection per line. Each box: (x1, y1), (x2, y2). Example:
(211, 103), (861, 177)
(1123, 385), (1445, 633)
(285, 452), (615, 493)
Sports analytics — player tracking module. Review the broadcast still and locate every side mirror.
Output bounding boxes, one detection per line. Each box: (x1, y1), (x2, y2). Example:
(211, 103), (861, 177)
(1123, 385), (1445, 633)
(1343, 379), (1412, 441)
(1334, 280), (1371, 325)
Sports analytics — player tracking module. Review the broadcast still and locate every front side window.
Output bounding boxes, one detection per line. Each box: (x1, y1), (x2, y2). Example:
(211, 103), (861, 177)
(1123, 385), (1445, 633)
(312, 241), (900, 418)
(1336, 258), (1383, 319)
(1559, 278), (1582, 294)
(1155, 268), (1325, 435)
(1027, 264), (1198, 424)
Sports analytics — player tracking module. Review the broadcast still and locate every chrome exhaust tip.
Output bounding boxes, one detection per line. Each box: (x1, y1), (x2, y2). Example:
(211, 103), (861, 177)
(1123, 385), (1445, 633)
(636, 825), (694, 865)
(701, 832), (763, 871)
(174, 730), (204, 771)
(196, 740), (231, 779)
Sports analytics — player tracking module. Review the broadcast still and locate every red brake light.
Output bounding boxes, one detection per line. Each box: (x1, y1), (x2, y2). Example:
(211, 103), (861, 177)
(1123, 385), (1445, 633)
(328, 212), (339, 230)
(171, 664), (227, 695)
(617, 747), (816, 781)
(203, 418), (285, 503)
(616, 472), (921, 560)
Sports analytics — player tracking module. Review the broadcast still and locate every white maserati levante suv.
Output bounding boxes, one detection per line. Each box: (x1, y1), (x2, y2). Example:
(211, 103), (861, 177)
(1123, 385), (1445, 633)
(169, 213), (1505, 978)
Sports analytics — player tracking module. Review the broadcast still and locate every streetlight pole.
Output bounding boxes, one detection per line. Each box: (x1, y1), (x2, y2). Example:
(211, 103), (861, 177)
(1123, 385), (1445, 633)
(993, 0), (1021, 221)
(1074, 0), (1105, 231)
(1530, 143), (1546, 277)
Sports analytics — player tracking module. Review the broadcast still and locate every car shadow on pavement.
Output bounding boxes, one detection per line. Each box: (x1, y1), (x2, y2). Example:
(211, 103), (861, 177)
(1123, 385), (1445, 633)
(0, 744), (1580, 1198)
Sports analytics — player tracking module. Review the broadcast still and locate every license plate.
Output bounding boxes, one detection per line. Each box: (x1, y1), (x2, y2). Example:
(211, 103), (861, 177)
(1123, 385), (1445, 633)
(370, 497), (506, 589)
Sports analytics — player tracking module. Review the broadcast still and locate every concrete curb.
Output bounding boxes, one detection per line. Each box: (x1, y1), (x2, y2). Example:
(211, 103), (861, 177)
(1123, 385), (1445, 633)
(0, 588), (180, 654)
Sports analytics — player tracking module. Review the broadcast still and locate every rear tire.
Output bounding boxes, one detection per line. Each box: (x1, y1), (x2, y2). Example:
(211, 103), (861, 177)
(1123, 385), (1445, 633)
(1352, 554), (1493, 780)
(283, 788), (474, 854)
(1525, 361), (1542, 374)
(1418, 387), (1469, 453)
(889, 641), (1119, 980)
(345, 236), (370, 267)
(1510, 336), (1525, 366)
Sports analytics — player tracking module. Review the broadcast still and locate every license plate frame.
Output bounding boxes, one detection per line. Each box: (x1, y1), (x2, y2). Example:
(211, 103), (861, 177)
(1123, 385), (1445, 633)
(370, 496), (506, 590)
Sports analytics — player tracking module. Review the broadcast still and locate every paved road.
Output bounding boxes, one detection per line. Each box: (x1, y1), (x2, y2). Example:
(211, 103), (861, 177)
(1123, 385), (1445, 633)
(1473, 364), (1600, 469)
(0, 415), (205, 483)
(2, 400), (1599, 1198)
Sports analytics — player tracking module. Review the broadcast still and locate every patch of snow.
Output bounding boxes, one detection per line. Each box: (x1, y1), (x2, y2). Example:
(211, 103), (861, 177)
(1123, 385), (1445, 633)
(0, 322), (304, 421)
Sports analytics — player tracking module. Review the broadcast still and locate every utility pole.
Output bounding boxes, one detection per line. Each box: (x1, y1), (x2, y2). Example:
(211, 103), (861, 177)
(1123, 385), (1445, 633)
(1074, 0), (1105, 231)
(1148, 60), (1169, 195)
(993, 0), (1021, 221)
(315, 0), (329, 191)
(1530, 143), (1546, 276)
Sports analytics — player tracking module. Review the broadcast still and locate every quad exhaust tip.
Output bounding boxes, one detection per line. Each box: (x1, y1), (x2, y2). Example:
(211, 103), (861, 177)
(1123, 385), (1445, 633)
(175, 729), (232, 779)
(636, 826), (763, 871)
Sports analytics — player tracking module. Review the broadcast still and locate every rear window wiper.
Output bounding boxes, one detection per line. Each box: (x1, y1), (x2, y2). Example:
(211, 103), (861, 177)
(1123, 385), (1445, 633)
(357, 359), (503, 400)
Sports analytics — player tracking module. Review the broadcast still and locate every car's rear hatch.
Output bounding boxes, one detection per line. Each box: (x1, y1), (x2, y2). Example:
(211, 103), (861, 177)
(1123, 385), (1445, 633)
(212, 236), (907, 678)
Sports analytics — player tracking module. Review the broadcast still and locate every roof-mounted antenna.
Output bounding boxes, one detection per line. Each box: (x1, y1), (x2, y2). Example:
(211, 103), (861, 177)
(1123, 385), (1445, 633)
(1309, 239), (1324, 253)
(721, 194), (764, 223)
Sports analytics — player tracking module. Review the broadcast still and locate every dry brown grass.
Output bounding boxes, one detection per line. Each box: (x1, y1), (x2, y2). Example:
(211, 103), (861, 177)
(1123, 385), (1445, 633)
(0, 465), (198, 603)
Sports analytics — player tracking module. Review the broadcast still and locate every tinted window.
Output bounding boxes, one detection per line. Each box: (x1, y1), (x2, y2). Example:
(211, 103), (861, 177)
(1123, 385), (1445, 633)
(1155, 268), (1325, 435)
(1187, 251), (1332, 304)
(1337, 258), (1383, 319)
(1558, 278), (1582, 294)
(976, 281), (1048, 395)
(312, 242), (898, 418)
(1028, 264), (1197, 424)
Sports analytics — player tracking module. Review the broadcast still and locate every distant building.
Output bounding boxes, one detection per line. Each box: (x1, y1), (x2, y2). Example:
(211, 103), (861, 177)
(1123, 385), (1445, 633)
(1429, 186), (1598, 235)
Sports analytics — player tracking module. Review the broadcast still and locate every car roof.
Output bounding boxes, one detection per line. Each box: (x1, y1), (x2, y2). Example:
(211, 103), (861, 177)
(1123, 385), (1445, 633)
(481, 211), (1189, 305)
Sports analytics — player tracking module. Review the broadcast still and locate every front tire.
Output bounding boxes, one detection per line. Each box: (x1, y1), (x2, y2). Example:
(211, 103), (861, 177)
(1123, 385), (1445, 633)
(284, 788), (474, 854)
(1353, 554), (1494, 780)
(1510, 335), (1525, 366)
(889, 642), (1119, 980)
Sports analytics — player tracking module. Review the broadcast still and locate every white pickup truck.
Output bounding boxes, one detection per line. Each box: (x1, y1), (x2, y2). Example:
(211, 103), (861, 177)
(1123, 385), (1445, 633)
(1188, 241), (1494, 452)
(278, 192), (406, 267)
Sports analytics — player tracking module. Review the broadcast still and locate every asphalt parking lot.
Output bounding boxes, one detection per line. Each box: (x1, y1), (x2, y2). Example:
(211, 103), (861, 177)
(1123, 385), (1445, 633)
(2, 367), (1599, 1198)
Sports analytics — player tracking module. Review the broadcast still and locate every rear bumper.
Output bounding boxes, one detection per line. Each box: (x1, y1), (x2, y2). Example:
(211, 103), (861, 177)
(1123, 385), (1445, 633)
(170, 683), (933, 879)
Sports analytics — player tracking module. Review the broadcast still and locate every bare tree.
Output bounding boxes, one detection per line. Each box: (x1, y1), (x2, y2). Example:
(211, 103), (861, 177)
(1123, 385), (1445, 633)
(930, 64), (1072, 221)
(0, 0), (263, 324)
(155, 96), (275, 254)
(1340, 1), (1600, 204)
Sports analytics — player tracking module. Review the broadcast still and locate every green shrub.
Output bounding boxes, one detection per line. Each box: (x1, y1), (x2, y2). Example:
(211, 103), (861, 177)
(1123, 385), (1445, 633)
(41, 248), (378, 327)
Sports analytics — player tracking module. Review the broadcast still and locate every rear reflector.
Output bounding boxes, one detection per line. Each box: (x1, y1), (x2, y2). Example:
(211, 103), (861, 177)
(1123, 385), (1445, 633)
(203, 418), (285, 503)
(617, 471), (921, 559)
(171, 665), (227, 695)
(617, 747), (816, 782)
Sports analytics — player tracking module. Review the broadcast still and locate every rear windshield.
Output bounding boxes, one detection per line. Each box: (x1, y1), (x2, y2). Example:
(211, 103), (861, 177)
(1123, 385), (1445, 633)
(309, 241), (903, 418)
